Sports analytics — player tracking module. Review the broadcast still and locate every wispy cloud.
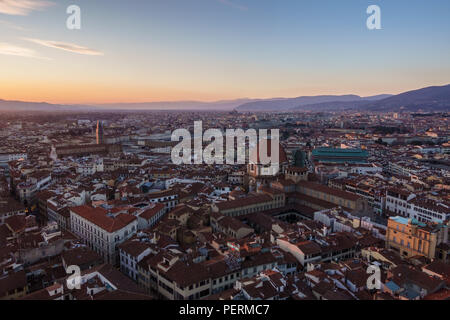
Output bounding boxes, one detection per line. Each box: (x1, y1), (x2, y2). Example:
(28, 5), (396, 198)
(0, 19), (28, 31)
(0, 0), (53, 16)
(0, 42), (49, 59)
(24, 38), (104, 56)
(217, 0), (248, 11)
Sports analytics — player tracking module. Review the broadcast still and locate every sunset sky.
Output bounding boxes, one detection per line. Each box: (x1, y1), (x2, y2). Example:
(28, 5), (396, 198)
(0, 0), (449, 104)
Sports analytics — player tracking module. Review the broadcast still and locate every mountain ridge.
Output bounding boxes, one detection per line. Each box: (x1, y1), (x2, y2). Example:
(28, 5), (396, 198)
(1, 84), (449, 112)
(362, 84), (450, 111)
(236, 85), (450, 112)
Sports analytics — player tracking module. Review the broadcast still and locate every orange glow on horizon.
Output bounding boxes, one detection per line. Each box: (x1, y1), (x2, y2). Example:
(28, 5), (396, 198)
(1, 78), (446, 105)
(0, 83), (405, 105)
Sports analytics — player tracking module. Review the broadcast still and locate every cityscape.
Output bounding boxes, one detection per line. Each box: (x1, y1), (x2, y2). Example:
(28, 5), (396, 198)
(0, 0), (449, 306)
(0, 108), (448, 301)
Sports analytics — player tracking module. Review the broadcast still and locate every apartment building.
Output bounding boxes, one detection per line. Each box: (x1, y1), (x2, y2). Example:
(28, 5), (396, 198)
(408, 199), (450, 224)
(276, 233), (358, 267)
(146, 189), (179, 213)
(16, 182), (38, 206)
(385, 216), (448, 260)
(137, 248), (278, 300)
(136, 203), (166, 229)
(47, 203), (70, 231)
(333, 179), (385, 215)
(46, 191), (87, 230)
(75, 159), (104, 176)
(388, 161), (423, 177)
(386, 189), (449, 224)
(386, 188), (415, 217)
(277, 239), (322, 266)
(138, 252), (212, 300)
(15, 172), (52, 206)
(207, 260), (242, 295)
(0, 198), (26, 224)
(119, 241), (154, 282)
(70, 205), (138, 265)
(210, 212), (255, 239)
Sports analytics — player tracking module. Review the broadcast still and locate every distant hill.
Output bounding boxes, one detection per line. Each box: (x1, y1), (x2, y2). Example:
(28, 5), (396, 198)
(0, 98), (260, 112)
(292, 94), (394, 111)
(236, 84), (450, 112)
(95, 99), (260, 111)
(1, 84), (449, 113)
(362, 84), (450, 112)
(0, 99), (95, 112)
(236, 95), (391, 112)
(361, 94), (394, 101)
(292, 100), (372, 111)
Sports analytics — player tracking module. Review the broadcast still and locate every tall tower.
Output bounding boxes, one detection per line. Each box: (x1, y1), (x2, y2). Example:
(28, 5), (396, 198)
(50, 145), (58, 161)
(96, 120), (105, 145)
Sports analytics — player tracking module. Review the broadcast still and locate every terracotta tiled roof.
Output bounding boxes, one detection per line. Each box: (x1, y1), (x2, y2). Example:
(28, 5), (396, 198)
(70, 205), (136, 233)
(139, 203), (165, 220)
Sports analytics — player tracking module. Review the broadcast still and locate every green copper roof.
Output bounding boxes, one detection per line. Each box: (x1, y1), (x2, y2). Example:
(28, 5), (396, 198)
(312, 148), (368, 163)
